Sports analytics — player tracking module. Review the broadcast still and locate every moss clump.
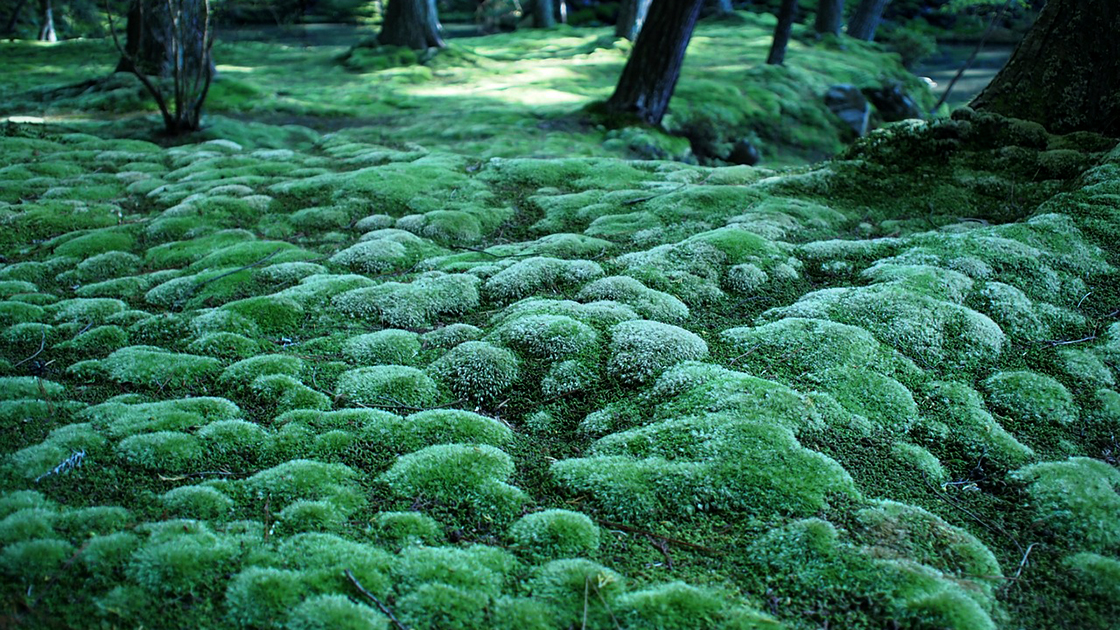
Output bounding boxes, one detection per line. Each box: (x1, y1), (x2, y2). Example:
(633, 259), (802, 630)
(329, 235), (433, 275)
(483, 257), (604, 303)
(607, 320), (708, 385)
(809, 367), (918, 434)
(126, 525), (248, 596)
(161, 485), (235, 519)
(219, 354), (304, 388)
(762, 284), (1005, 369)
(0, 538), (74, 581)
(492, 314), (598, 361)
(380, 444), (527, 518)
(578, 276), (689, 324)
(373, 511), (442, 547)
(221, 295), (305, 335)
(251, 374), (332, 412)
(616, 582), (779, 630)
(1013, 457), (1120, 552)
(508, 509), (599, 562)
(541, 359), (598, 398)
(0, 508), (57, 544)
(101, 345), (222, 388)
(336, 365), (439, 408)
(242, 459), (363, 511)
(277, 500), (347, 533)
(420, 323), (483, 349)
(1063, 552), (1120, 604)
(225, 566), (309, 629)
(332, 273), (480, 328)
(918, 380), (1033, 468)
(288, 594), (389, 630)
(428, 341), (519, 403)
(115, 431), (203, 471)
(343, 329), (421, 365)
(529, 559), (625, 628)
(983, 370), (1079, 430)
(186, 332), (260, 360)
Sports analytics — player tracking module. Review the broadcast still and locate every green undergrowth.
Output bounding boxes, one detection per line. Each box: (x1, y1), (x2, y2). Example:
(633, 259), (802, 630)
(0, 106), (1119, 630)
(0, 13), (929, 168)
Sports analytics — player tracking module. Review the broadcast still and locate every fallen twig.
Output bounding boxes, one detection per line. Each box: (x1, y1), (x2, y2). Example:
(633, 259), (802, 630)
(346, 569), (409, 630)
(11, 326), (46, 368)
(596, 518), (718, 555)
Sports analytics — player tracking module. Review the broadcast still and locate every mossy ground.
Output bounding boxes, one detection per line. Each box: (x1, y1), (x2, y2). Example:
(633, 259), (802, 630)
(1, 13), (1119, 630)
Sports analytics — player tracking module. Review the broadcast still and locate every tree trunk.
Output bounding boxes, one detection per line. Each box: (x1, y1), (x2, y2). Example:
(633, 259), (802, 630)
(378, 0), (444, 49)
(615, 0), (652, 41)
(847, 0), (889, 41)
(4, 0), (31, 34)
(814, 0), (843, 36)
(37, 0), (56, 42)
(605, 0), (706, 126)
(767, 0), (799, 65)
(972, 0), (1120, 137)
(115, 0), (174, 76)
(530, 0), (555, 28)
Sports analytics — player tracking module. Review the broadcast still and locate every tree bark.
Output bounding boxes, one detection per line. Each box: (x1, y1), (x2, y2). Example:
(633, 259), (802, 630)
(814, 0), (843, 36)
(37, 0), (56, 42)
(767, 0), (799, 64)
(115, 0), (174, 76)
(847, 0), (889, 41)
(972, 0), (1120, 137)
(378, 0), (444, 50)
(605, 0), (706, 126)
(615, 0), (652, 41)
(530, 0), (555, 28)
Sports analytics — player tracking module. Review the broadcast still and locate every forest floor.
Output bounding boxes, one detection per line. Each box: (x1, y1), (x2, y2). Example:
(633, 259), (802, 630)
(1, 12), (1119, 630)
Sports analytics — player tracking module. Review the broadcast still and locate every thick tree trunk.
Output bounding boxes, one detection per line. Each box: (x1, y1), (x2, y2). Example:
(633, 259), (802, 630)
(37, 0), (56, 42)
(615, 0), (652, 41)
(605, 0), (705, 126)
(847, 0), (889, 41)
(378, 0), (444, 49)
(115, 0), (174, 76)
(530, 0), (555, 28)
(814, 0), (843, 36)
(767, 0), (799, 64)
(972, 0), (1120, 137)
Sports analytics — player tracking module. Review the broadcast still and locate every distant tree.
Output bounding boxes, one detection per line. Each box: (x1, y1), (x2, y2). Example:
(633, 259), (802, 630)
(972, 0), (1119, 136)
(814, 0), (843, 35)
(703, 0), (733, 17)
(37, 0), (56, 40)
(615, 0), (651, 40)
(529, 0), (555, 28)
(847, 0), (890, 40)
(604, 0), (705, 126)
(378, 0), (443, 49)
(766, 0), (798, 64)
(109, 0), (214, 133)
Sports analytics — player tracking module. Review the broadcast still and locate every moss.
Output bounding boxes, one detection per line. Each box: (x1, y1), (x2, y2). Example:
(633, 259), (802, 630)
(252, 374), (333, 412)
(9, 423), (105, 480)
(115, 431), (203, 471)
(333, 273), (481, 328)
(161, 485), (235, 519)
(221, 295), (305, 335)
(483, 257), (604, 303)
(566, 416), (856, 521)
(616, 582), (777, 630)
(225, 566), (309, 629)
(380, 444), (527, 518)
(71, 251), (142, 283)
(529, 559), (625, 628)
(1013, 457), (1120, 552)
(186, 332), (260, 360)
(762, 284), (1005, 369)
(0, 508), (57, 544)
(607, 320), (708, 385)
(1057, 347), (1115, 389)
(242, 460), (363, 511)
(492, 314), (598, 362)
(0, 376), (65, 399)
(220, 354), (304, 388)
(578, 276), (689, 324)
(541, 360), (598, 398)
(101, 345), (221, 388)
(51, 297), (128, 324)
(374, 511), (443, 547)
(81, 532), (140, 576)
(126, 527), (248, 595)
(55, 324), (129, 356)
(808, 367), (919, 433)
(508, 509), (599, 562)
(1063, 552), (1120, 604)
(329, 236), (431, 275)
(396, 583), (489, 630)
(428, 341), (519, 403)
(254, 262), (329, 285)
(337, 365), (438, 408)
(288, 594), (389, 630)
(0, 300), (45, 326)
(419, 323), (483, 349)
(983, 370), (1079, 430)
(0, 538), (73, 580)
(53, 229), (134, 258)
(277, 500), (347, 533)
(343, 329), (421, 365)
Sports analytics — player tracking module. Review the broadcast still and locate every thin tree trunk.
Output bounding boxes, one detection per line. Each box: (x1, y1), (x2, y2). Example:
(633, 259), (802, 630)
(531, 0), (555, 28)
(847, 0), (889, 41)
(605, 0), (706, 126)
(378, 0), (444, 49)
(971, 0), (1120, 136)
(115, 0), (174, 76)
(5, 0), (30, 34)
(814, 0), (843, 36)
(767, 0), (798, 64)
(615, 0), (652, 41)
(37, 0), (55, 42)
